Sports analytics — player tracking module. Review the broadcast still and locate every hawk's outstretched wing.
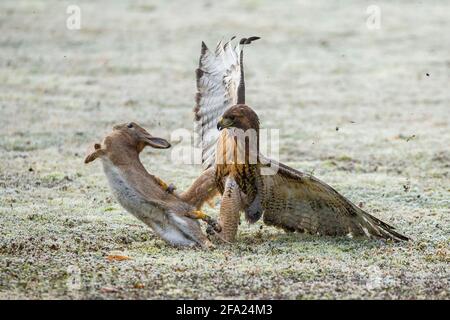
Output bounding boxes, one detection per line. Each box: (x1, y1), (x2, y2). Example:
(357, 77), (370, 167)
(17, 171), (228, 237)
(260, 157), (409, 241)
(194, 37), (259, 169)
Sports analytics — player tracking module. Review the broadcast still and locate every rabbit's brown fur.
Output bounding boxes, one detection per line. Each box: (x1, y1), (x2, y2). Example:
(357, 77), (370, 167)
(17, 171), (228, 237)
(85, 122), (217, 248)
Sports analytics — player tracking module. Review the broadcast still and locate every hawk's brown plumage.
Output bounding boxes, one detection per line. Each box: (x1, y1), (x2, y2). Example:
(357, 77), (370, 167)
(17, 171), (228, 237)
(216, 106), (409, 242)
(190, 37), (409, 243)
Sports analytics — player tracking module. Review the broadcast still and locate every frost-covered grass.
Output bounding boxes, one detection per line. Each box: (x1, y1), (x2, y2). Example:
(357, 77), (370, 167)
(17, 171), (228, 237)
(0, 0), (449, 299)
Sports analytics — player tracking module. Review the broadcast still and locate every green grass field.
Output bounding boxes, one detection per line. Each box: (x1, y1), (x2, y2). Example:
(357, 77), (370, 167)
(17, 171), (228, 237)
(0, 0), (448, 299)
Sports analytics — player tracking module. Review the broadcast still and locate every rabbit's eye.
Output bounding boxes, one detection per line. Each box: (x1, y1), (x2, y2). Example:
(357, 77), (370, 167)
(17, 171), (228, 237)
(127, 123), (133, 128)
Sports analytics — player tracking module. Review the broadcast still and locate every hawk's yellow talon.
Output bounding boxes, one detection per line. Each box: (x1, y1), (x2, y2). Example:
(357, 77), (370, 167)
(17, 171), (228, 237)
(192, 210), (207, 220)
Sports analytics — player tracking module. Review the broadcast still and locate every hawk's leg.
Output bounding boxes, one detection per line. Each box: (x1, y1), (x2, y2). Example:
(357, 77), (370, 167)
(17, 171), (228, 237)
(154, 176), (176, 193)
(245, 193), (263, 223)
(217, 176), (242, 242)
(186, 210), (221, 233)
(244, 175), (264, 223)
(178, 167), (218, 209)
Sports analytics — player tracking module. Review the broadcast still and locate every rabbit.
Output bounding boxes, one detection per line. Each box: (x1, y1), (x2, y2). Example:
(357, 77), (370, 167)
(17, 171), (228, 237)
(84, 122), (219, 249)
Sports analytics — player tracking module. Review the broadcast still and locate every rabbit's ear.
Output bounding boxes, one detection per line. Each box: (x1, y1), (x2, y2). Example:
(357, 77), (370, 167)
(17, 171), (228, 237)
(84, 143), (105, 164)
(145, 136), (171, 149)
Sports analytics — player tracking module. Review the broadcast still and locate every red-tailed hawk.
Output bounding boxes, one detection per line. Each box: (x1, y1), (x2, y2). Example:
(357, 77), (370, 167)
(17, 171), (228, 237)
(189, 37), (409, 243)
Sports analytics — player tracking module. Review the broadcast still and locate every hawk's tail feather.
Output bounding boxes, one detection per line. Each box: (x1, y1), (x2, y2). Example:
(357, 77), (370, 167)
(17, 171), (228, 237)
(357, 209), (410, 242)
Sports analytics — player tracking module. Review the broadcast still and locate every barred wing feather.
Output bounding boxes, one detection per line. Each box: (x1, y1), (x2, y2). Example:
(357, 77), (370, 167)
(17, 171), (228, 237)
(194, 37), (260, 169)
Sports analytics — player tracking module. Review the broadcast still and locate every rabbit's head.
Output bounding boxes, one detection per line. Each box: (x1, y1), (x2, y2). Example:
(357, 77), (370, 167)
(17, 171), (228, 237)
(84, 122), (171, 164)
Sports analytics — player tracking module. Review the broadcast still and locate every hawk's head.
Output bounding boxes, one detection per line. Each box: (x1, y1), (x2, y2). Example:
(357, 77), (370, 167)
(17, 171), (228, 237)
(217, 104), (260, 132)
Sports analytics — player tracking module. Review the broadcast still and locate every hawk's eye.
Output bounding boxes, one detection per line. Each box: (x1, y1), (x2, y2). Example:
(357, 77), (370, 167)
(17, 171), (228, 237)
(127, 123), (133, 128)
(228, 115), (235, 121)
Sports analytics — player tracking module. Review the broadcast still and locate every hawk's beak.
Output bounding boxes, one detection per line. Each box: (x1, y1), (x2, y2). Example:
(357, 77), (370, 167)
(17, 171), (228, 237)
(217, 117), (233, 131)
